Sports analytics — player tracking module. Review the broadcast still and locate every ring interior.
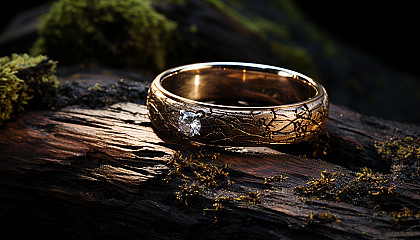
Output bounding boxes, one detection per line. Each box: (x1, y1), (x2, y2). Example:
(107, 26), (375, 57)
(161, 67), (318, 107)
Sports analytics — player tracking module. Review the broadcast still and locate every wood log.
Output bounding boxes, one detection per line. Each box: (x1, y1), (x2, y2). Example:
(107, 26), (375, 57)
(0, 74), (419, 239)
(0, 1), (419, 239)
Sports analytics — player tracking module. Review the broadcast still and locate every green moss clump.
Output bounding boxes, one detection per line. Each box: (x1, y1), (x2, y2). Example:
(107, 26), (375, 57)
(0, 53), (57, 125)
(31, 0), (177, 69)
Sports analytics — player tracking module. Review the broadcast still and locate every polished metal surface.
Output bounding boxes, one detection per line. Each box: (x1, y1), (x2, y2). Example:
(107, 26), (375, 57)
(147, 62), (329, 146)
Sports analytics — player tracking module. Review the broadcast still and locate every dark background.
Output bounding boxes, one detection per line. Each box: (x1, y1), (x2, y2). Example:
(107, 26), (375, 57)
(295, 1), (420, 78)
(1, 1), (419, 78)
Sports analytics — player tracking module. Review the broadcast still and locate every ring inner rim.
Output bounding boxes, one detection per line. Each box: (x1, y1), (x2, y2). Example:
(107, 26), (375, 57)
(156, 62), (323, 110)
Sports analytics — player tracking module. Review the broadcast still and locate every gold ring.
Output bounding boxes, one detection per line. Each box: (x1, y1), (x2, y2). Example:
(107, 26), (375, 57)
(147, 62), (329, 146)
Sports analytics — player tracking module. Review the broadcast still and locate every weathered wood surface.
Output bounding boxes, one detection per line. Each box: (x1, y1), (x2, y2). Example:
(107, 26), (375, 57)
(0, 75), (419, 239)
(0, 1), (419, 238)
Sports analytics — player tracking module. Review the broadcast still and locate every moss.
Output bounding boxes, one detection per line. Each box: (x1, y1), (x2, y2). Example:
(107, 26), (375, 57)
(236, 191), (261, 205)
(165, 151), (230, 188)
(203, 191), (261, 222)
(31, 0), (177, 69)
(188, 24), (198, 34)
(0, 53), (57, 125)
(375, 137), (419, 160)
(165, 151), (232, 205)
(176, 182), (205, 206)
(295, 170), (337, 200)
(375, 137), (420, 180)
(307, 211), (340, 225)
(165, 150), (265, 223)
(337, 167), (396, 210)
(392, 207), (420, 230)
(264, 174), (288, 185)
(295, 168), (397, 211)
(158, 0), (187, 5)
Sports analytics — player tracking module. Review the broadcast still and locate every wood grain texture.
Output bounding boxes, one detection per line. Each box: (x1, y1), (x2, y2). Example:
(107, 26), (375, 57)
(1, 75), (419, 239)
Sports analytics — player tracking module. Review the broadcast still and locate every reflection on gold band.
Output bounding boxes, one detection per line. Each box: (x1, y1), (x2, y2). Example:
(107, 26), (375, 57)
(147, 62), (329, 146)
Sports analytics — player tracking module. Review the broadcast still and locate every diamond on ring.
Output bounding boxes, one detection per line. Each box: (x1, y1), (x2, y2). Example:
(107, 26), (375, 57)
(147, 62), (329, 145)
(178, 110), (203, 137)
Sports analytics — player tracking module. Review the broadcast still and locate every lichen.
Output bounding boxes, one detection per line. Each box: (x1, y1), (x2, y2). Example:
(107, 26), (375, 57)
(0, 53), (57, 125)
(31, 0), (177, 69)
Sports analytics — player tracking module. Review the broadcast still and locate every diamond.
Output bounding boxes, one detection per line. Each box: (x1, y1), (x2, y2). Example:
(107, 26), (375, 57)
(178, 110), (202, 137)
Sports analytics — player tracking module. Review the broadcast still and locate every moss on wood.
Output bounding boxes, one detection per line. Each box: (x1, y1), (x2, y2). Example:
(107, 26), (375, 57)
(391, 207), (420, 230)
(263, 174), (288, 185)
(165, 151), (232, 205)
(295, 168), (397, 211)
(375, 136), (420, 181)
(307, 211), (340, 225)
(0, 53), (57, 125)
(164, 150), (265, 224)
(31, 0), (177, 69)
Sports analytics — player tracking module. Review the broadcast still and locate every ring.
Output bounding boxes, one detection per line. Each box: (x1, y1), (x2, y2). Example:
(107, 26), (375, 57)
(147, 62), (329, 146)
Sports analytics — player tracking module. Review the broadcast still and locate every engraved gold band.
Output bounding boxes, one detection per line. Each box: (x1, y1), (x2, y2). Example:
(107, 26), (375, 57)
(147, 62), (329, 146)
